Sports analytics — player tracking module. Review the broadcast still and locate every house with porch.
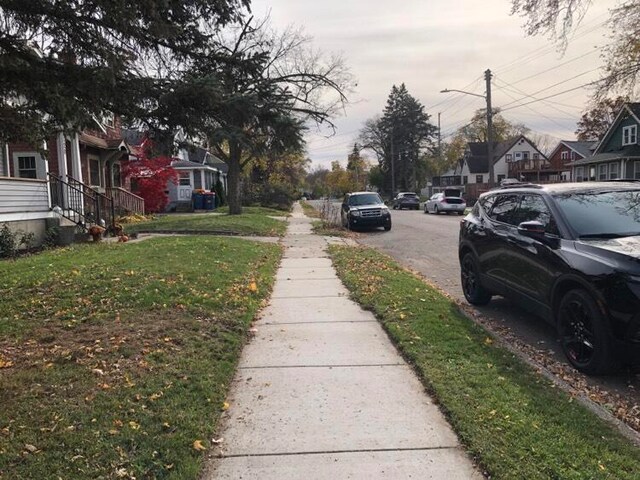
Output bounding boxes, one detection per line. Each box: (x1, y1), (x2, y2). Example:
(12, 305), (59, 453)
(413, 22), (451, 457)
(569, 103), (640, 182)
(547, 140), (595, 182)
(1, 117), (145, 246)
(166, 146), (228, 211)
(432, 135), (549, 201)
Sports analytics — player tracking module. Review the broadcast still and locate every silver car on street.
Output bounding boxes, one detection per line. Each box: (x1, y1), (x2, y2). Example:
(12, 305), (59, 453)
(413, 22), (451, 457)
(424, 188), (466, 215)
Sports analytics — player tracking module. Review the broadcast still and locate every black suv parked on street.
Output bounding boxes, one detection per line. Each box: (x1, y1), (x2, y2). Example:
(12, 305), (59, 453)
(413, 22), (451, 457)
(458, 182), (640, 374)
(341, 192), (392, 231)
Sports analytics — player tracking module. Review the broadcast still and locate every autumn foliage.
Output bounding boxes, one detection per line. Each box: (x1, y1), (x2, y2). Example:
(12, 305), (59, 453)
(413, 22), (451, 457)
(123, 156), (178, 213)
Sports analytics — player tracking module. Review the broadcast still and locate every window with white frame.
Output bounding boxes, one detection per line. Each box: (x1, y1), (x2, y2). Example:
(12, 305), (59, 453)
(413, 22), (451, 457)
(522, 151), (530, 160)
(609, 162), (619, 179)
(514, 152), (522, 160)
(17, 155), (37, 178)
(575, 166), (584, 182)
(561, 151), (569, 160)
(179, 172), (191, 186)
(570, 151), (576, 160)
(598, 164), (608, 180)
(635, 161), (640, 179)
(505, 153), (512, 162)
(622, 125), (637, 146)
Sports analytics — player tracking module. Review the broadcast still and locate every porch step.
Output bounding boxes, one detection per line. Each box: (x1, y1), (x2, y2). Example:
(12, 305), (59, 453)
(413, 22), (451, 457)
(174, 202), (193, 213)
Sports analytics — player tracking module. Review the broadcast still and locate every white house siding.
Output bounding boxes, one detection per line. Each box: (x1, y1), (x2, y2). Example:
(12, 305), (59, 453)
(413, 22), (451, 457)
(0, 178), (50, 215)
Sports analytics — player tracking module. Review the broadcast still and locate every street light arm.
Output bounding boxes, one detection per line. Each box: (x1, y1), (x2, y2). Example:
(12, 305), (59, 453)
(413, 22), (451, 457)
(440, 88), (486, 99)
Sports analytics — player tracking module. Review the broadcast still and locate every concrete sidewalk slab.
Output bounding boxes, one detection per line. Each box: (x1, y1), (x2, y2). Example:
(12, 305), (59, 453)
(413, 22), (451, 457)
(210, 448), (483, 480)
(275, 266), (338, 280)
(279, 257), (334, 269)
(271, 278), (348, 299)
(257, 296), (375, 325)
(216, 365), (459, 456)
(239, 321), (403, 367)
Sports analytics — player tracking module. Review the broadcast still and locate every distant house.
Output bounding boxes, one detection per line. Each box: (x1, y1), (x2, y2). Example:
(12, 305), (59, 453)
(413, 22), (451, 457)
(569, 103), (640, 181)
(431, 135), (549, 201)
(547, 141), (595, 182)
(166, 146), (228, 211)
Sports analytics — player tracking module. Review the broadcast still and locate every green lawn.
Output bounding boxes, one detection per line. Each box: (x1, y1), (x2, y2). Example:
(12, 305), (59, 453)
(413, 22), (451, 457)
(329, 245), (640, 480)
(0, 237), (281, 479)
(125, 208), (288, 237)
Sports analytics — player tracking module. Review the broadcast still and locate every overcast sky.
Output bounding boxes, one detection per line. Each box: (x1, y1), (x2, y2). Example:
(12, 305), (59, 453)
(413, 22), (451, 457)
(250, 0), (613, 169)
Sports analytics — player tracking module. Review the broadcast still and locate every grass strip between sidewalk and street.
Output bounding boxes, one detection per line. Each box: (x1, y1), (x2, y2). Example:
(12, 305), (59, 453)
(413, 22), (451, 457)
(0, 237), (281, 479)
(329, 244), (640, 480)
(125, 207), (288, 237)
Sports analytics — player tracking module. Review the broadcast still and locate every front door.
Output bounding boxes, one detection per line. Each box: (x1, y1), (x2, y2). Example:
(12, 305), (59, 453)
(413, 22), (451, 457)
(177, 171), (192, 201)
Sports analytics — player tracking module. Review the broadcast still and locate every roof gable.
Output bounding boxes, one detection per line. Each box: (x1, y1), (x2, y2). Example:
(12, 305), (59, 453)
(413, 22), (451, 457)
(594, 103), (640, 154)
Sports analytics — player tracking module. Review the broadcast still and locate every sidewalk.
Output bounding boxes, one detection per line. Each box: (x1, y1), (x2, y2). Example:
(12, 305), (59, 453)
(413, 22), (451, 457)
(205, 203), (482, 479)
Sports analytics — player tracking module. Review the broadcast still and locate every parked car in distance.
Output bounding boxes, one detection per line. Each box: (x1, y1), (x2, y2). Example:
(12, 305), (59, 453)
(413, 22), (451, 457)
(392, 192), (420, 210)
(425, 189), (466, 215)
(341, 192), (392, 231)
(458, 181), (640, 374)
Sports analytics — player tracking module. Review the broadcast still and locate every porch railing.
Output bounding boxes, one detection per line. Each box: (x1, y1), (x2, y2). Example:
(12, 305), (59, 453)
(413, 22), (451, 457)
(106, 186), (145, 216)
(48, 174), (116, 230)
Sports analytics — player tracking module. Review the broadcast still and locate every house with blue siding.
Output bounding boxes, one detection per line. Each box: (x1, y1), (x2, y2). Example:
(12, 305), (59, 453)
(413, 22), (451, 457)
(570, 103), (640, 182)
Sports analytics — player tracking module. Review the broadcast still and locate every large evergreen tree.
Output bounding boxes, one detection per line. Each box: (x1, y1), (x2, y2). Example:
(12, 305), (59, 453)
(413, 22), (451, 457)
(360, 84), (436, 194)
(176, 19), (352, 214)
(0, 0), (248, 142)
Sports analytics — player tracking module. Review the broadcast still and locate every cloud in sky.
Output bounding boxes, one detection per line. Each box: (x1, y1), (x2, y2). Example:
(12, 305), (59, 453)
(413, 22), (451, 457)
(250, 0), (611, 169)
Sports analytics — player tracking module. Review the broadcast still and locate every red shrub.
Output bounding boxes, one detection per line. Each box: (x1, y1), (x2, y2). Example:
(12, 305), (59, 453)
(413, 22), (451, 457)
(123, 156), (178, 213)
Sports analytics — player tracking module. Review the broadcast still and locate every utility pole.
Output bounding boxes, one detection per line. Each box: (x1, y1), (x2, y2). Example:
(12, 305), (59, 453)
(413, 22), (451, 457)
(437, 112), (442, 164)
(390, 132), (396, 197)
(485, 69), (494, 187)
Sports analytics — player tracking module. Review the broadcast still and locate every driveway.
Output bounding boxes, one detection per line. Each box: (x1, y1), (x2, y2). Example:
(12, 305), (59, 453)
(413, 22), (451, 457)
(312, 200), (640, 434)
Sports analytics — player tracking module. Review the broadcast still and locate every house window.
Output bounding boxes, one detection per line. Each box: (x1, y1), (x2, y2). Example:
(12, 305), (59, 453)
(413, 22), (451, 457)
(561, 151), (569, 160)
(476, 175), (483, 184)
(522, 152), (529, 160)
(570, 151), (576, 160)
(463, 175), (468, 185)
(89, 157), (101, 186)
(179, 172), (191, 186)
(622, 125), (637, 146)
(112, 163), (121, 187)
(609, 162), (619, 179)
(635, 161), (640, 179)
(514, 152), (522, 160)
(505, 154), (512, 162)
(575, 166), (584, 182)
(532, 153), (539, 160)
(497, 174), (506, 183)
(598, 164), (608, 181)
(17, 155), (37, 179)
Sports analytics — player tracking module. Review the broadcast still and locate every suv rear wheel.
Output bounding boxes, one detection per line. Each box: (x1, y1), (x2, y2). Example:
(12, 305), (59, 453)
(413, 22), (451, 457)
(558, 289), (616, 374)
(460, 253), (491, 305)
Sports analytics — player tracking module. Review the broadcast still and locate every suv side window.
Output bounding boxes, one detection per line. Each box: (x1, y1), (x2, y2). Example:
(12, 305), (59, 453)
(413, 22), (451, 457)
(488, 194), (520, 225)
(515, 194), (560, 235)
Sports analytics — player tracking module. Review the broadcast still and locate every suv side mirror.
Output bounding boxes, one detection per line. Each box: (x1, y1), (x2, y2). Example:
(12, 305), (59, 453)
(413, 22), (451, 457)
(518, 221), (545, 237)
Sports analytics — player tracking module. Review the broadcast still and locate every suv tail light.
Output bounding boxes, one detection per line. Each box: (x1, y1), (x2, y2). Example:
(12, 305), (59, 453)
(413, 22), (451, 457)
(440, 198), (447, 203)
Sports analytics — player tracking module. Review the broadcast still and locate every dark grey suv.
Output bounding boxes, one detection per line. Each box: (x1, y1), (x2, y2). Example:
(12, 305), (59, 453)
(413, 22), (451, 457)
(459, 182), (640, 374)
(341, 192), (392, 231)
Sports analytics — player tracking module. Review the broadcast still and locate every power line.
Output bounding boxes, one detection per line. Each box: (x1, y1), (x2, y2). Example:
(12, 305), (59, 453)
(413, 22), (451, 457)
(507, 48), (599, 86)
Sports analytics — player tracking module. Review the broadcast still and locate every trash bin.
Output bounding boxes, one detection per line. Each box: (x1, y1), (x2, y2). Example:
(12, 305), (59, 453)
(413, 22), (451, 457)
(192, 192), (205, 210)
(203, 192), (216, 210)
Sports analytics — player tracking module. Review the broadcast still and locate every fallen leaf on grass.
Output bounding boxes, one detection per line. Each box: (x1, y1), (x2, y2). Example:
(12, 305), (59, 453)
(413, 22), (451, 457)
(24, 444), (38, 453)
(193, 440), (207, 451)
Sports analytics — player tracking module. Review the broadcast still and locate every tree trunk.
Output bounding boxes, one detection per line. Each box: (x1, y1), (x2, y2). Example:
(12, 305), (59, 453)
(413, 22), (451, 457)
(227, 142), (243, 215)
